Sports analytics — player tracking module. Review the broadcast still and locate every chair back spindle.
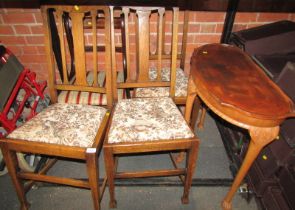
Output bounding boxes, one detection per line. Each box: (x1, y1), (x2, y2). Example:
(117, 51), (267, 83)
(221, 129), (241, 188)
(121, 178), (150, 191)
(42, 6), (113, 107)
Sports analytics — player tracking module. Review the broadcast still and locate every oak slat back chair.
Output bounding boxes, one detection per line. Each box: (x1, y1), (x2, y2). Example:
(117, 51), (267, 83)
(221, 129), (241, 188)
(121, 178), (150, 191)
(0, 5), (113, 210)
(51, 7), (128, 105)
(103, 6), (200, 208)
(117, 8), (202, 131)
(131, 9), (190, 105)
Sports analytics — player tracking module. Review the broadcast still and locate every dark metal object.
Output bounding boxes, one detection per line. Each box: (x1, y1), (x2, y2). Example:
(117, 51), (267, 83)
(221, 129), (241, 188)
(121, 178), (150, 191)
(36, 177), (235, 187)
(34, 157), (49, 173)
(0, 159), (5, 171)
(63, 12), (75, 81)
(48, 9), (64, 82)
(119, 12), (131, 98)
(220, 0), (240, 44)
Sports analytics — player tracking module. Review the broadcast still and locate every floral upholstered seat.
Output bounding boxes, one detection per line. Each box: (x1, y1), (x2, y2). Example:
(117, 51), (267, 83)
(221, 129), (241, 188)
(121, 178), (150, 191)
(8, 103), (107, 148)
(58, 71), (126, 105)
(108, 97), (194, 144)
(135, 68), (188, 98)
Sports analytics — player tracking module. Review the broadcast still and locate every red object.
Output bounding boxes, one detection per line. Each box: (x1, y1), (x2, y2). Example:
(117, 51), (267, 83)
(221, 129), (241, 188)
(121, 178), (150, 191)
(0, 46), (47, 137)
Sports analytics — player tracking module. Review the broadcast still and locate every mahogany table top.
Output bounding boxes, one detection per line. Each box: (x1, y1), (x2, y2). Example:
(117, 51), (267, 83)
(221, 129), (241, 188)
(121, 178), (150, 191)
(190, 43), (294, 128)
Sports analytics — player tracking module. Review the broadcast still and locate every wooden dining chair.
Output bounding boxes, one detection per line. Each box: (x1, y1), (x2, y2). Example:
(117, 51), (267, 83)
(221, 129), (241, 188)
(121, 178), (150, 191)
(52, 7), (128, 105)
(132, 9), (190, 104)
(117, 8), (206, 130)
(104, 6), (200, 208)
(0, 5), (113, 210)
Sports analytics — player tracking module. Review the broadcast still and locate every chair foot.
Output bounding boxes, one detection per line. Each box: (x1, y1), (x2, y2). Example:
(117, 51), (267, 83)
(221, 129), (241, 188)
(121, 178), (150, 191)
(181, 196), (189, 204)
(20, 202), (30, 210)
(109, 200), (117, 208)
(221, 200), (232, 210)
(197, 122), (204, 130)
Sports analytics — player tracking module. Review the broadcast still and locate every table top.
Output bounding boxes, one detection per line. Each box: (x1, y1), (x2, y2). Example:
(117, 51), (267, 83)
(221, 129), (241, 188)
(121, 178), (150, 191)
(190, 43), (295, 128)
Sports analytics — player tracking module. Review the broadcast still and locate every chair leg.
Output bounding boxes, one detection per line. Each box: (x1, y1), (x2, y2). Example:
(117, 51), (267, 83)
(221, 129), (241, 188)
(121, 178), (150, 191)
(176, 100), (201, 162)
(190, 96), (202, 129)
(1, 143), (30, 209)
(104, 147), (117, 208)
(86, 152), (100, 210)
(197, 106), (206, 129)
(181, 141), (199, 204)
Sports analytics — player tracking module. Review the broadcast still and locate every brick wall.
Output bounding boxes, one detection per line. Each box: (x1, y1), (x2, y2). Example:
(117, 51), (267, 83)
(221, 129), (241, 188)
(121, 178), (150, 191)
(0, 8), (47, 79)
(0, 8), (294, 82)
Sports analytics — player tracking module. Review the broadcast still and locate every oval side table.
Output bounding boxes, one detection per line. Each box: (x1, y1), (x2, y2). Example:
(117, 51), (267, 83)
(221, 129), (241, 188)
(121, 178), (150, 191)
(184, 43), (295, 210)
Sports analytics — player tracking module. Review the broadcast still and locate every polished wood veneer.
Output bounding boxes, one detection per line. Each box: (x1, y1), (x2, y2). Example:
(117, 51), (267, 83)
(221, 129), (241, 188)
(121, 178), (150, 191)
(185, 43), (295, 210)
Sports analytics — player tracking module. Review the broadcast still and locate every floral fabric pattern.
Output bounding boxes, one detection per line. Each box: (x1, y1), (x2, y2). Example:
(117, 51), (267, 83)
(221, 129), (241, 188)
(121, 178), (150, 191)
(135, 68), (188, 98)
(8, 103), (107, 148)
(108, 97), (194, 144)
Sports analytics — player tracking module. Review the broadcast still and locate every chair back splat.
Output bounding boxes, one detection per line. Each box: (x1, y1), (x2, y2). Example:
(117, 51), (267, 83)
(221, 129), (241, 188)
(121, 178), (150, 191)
(111, 7), (179, 101)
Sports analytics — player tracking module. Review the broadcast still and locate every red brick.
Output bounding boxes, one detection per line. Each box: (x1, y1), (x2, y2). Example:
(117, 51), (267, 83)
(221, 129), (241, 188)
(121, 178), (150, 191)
(87, 34), (106, 45)
(3, 9), (23, 13)
(40, 63), (48, 73)
(216, 24), (224, 33)
(164, 23), (172, 33)
(128, 22), (136, 34)
(14, 25), (31, 34)
(164, 11), (173, 22)
(189, 11), (195, 22)
(26, 63), (42, 71)
(150, 12), (158, 22)
(164, 34), (172, 44)
(19, 54), (47, 63)
(115, 34), (122, 45)
(200, 24), (216, 33)
(194, 12), (225, 22)
(22, 46), (38, 54)
(5, 45), (23, 55)
(186, 34), (195, 44)
(195, 34), (221, 44)
(257, 13), (289, 22)
(2, 13), (35, 24)
(26, 66), (47, 81)
(0, 36), (26, 45)
(25, 36), (45, 45)
(24, 9), (40, 13)
(188, 23), (200, 33)
(232, 24), (247, 32)
(235, 12), (257, 23)
(33, 12), (43, 24)
(30, 25), (44, 34)
(0, 25), (14, 35)
(37, 46), (46, 54)
(150, 22), (157, 33)
(178, 11), (184, 22)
